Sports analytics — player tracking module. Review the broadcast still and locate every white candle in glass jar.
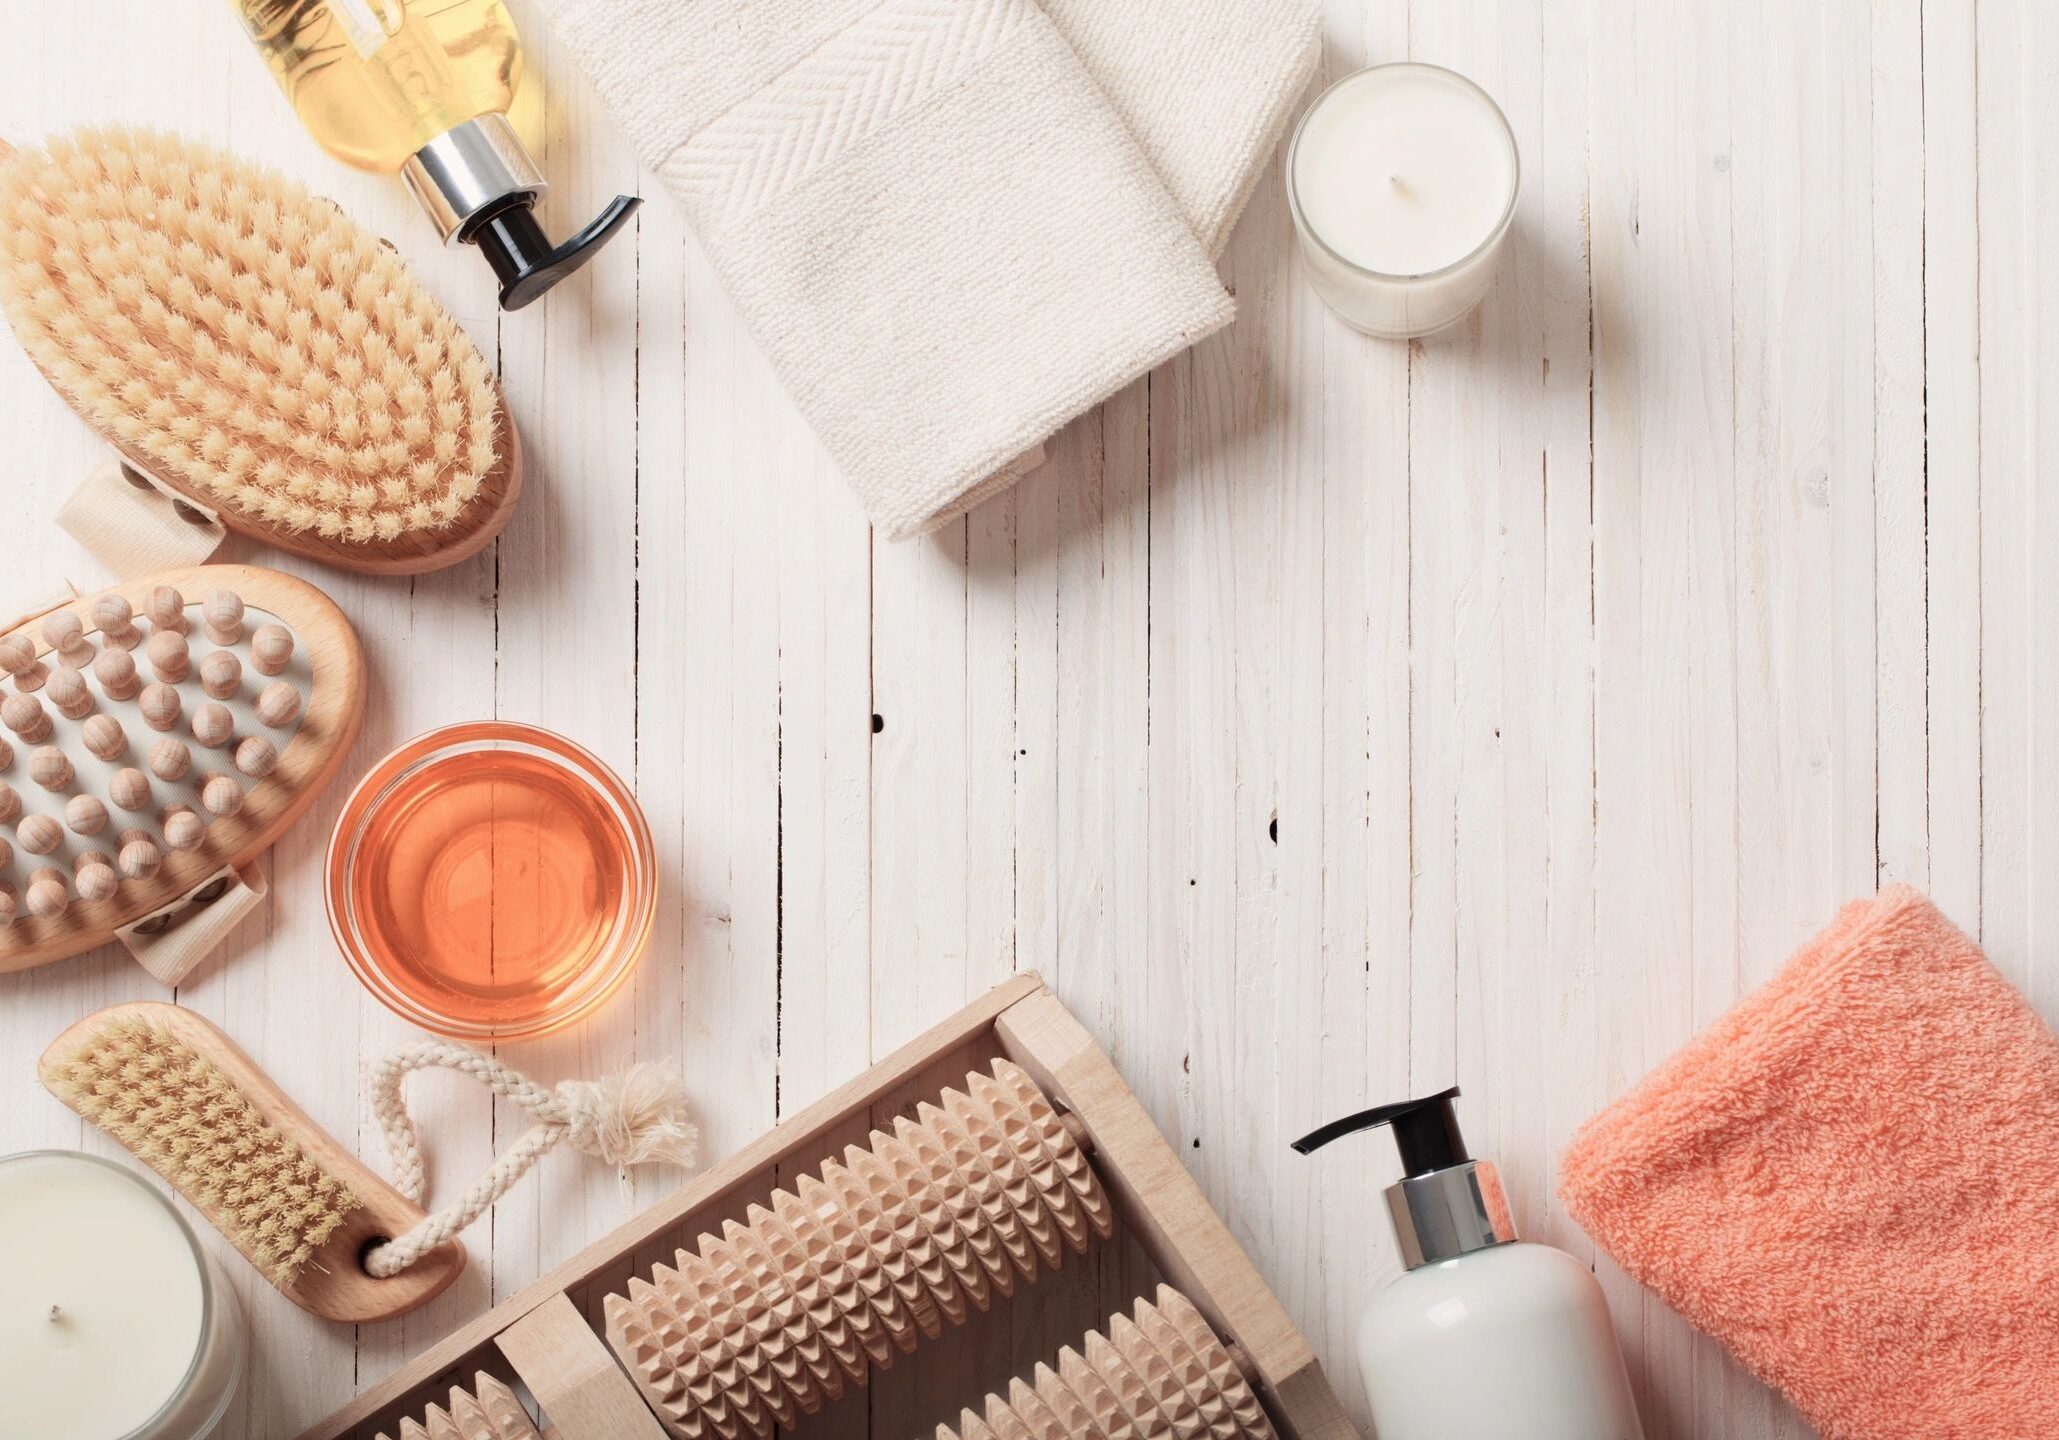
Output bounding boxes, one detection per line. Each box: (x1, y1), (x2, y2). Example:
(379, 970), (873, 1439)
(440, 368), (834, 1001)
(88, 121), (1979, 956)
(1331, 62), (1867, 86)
(1288, 63), (1520, 338)
(0, 1151), (246, 1440)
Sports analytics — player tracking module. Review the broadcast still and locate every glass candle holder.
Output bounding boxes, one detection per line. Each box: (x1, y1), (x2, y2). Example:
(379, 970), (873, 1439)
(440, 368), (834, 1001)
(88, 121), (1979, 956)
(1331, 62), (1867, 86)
(327, 722), (657, 1041)
(0, 1150), (247, 1440)
(1288, 63), (1521, 339)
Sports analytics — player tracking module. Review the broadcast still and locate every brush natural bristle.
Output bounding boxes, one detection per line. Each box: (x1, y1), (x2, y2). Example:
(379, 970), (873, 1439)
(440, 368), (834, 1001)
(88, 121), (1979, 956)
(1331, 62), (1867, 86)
(42, 1013), (361, 1282)
(0, 127), (500, 544)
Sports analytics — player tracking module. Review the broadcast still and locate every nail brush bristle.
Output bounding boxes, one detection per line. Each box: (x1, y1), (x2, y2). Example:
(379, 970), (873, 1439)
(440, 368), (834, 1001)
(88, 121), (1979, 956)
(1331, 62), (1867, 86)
(40, 1012), (361, 1283)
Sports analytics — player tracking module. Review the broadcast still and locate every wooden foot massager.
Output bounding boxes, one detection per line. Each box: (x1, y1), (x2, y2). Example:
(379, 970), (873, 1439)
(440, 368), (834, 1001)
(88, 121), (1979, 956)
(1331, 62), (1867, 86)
(302, 978), (1359, 1440)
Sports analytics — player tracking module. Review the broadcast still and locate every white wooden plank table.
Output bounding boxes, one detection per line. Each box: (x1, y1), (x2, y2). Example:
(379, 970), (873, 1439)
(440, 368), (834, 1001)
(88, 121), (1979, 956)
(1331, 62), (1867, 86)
(0, 3), (2044, 1437)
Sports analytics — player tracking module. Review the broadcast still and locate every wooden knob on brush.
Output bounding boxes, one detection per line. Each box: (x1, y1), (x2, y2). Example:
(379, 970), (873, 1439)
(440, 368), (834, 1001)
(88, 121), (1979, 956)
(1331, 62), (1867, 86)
(92, 595), (142, 650)
(117, 829), (163, 880)
(255, 681), (303, 729)
(199, 650), (242, 700)
(44, 667), (93, 720)
(250, 624), (294, 676)
(147, 630), (190, 683)
(109, 768), (150, 812)
(26, 866), (68, 918)
(149, 738), (192, 782)
(200, 774), (245, 819)
(82, 714), (127, 761)
(204, 590), (245, 646)
(191, 702), (234, 750)
(66, 795), (107, 836)
(3, 694), (51, 743)
(160, 806), (205, 852)
(93, 645), (141, 701)
(30, 746), (74, 792)
(41, 612), (91, 669)
(0, 633), (48, 692)
(139, 684), (181, 732)
(233, 735), (278, 780)
(73, 854), (118, 902)
(16, 814), (62, 856)
(148, 585), (188, 635)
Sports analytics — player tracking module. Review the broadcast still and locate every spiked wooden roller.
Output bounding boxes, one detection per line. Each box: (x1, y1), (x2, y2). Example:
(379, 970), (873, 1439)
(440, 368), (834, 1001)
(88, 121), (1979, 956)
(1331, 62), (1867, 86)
(373, 1375), (541, 1440)
(937, 1288), (1277, 1440)
(606, 1060), (1114, 1438)
(301, 978), (1359, 1440)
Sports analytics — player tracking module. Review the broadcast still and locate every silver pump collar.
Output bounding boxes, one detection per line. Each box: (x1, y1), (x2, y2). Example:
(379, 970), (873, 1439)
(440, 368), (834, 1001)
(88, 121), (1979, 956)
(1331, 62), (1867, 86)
(401, 114), (546, 245)
(1385, 1159), (1518, 1268)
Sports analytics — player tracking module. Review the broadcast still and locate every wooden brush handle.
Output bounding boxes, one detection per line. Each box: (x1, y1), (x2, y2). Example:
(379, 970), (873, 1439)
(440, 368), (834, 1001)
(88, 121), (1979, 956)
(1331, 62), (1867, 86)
(39, 1002), (464, 1323)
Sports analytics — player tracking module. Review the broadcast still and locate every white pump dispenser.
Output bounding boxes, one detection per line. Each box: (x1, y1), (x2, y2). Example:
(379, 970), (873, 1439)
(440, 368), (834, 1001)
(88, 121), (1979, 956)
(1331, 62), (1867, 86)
(1294, 1087), (1645, 1440)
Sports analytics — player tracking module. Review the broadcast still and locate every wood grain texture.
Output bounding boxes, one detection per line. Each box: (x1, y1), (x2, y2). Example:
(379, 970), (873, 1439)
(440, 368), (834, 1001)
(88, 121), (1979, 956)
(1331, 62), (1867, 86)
(495, 1295), (665, 1440)
(0, 1), (2050, 1437)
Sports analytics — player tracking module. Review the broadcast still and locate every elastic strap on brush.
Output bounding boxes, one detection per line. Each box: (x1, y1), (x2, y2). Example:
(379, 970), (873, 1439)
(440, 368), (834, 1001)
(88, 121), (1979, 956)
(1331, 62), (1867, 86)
(363, 1043), (699, 1278)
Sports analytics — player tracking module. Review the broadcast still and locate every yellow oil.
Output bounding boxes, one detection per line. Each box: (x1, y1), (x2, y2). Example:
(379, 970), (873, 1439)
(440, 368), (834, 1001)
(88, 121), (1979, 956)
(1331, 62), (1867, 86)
(235, 0), (523, 172)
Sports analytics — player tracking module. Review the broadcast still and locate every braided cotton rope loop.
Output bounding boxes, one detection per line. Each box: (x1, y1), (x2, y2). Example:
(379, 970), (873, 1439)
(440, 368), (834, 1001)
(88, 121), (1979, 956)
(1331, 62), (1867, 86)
(364, 1042), (698, 1279)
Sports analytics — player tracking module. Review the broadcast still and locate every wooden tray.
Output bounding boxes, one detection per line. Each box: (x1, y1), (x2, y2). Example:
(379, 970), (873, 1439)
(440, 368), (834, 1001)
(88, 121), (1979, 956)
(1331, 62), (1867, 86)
(298, 976), (1358, 1440)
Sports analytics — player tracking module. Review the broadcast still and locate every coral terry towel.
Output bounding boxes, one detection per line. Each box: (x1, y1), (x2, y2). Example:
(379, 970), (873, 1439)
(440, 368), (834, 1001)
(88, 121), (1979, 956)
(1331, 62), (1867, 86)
(1560, 887), (2059, 1440)
(540, 0), (1236, 539)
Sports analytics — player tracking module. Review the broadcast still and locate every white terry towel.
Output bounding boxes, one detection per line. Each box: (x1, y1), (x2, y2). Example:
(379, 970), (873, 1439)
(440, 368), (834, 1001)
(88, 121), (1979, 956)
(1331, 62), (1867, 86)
(1042, 0), (1323, 259)
(543, 0), (1234, 539)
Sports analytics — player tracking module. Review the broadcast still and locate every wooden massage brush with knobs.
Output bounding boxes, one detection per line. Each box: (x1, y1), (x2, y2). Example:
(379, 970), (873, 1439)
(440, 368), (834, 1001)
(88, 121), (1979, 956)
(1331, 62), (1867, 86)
(300, 978), (1361, 1440)
(40, 1002), (465, 1322)
(0, 129), (521, 577)
(0, 563), (364, 983)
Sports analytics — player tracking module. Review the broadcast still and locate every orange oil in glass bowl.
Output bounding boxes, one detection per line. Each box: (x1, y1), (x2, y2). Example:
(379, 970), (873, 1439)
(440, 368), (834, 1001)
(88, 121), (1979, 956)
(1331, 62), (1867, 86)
(327, 723), (655, 1041)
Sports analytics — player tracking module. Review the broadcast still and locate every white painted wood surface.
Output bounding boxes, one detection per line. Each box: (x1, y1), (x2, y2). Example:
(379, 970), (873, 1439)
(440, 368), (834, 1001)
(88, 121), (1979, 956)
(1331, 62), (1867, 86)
(0, 3), (2046, 1436)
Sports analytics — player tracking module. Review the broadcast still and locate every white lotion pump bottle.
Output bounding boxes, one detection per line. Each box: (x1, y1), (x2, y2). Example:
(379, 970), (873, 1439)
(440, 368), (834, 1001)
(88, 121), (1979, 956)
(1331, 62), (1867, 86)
(1294, 1088), (1645, 1440)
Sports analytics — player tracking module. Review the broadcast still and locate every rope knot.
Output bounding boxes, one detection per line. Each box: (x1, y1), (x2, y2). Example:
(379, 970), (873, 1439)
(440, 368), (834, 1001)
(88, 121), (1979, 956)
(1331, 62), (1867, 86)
(555, 1064), (701, 1169)
(362, 1044), (699, 1278)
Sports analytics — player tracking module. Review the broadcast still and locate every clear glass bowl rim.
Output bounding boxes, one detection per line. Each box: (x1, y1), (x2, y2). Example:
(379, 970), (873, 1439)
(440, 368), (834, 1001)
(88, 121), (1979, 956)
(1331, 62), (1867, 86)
(1285, 61), (1524, 283)
(325, 721), (657, 1042)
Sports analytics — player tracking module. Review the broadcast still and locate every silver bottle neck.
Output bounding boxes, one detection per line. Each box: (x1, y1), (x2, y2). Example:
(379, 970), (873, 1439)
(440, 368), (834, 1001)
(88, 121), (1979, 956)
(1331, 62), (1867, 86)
(1385, 1159), (1519, 1268)
(400, 114), (546, 245)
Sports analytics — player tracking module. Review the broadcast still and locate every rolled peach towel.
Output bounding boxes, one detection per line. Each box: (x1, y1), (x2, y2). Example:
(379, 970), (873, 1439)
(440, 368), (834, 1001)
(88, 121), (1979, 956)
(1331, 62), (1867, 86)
(1560, 886), (2059, 1440)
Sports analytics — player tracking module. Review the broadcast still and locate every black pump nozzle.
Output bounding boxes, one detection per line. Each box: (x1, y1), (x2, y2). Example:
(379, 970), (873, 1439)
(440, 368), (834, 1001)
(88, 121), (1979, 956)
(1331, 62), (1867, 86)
(1291, 1086), (1469, 1176)
(468, 193), (642, 312)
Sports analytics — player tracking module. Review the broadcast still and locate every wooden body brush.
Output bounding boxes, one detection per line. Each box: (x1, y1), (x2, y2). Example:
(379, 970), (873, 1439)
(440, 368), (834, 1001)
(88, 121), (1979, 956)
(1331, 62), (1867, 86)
(40, 1001), (465, 1322)
(0, 563), (365, 983)
(0, 128), (521, 576)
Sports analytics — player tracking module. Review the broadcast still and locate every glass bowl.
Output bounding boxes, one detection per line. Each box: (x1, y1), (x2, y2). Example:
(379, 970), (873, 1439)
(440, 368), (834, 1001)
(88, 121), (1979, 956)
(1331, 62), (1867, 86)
(326, 722), (656, 1041)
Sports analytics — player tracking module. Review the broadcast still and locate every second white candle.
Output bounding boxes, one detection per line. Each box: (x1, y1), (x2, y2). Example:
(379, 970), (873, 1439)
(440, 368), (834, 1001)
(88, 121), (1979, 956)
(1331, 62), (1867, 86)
(1289, 63), (1520, 338)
